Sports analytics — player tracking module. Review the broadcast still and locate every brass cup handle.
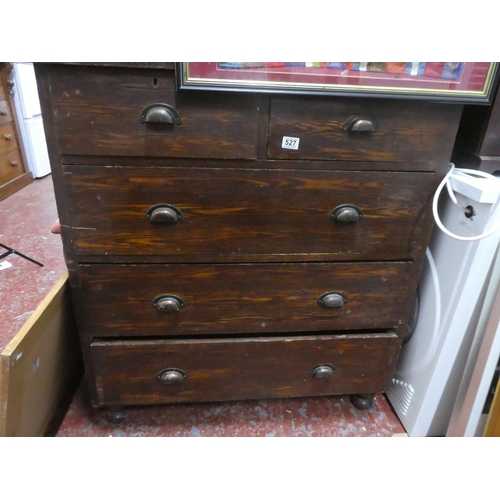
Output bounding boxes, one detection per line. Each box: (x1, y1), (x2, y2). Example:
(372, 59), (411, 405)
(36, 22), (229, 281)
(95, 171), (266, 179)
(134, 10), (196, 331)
(330, 204), (363, 223)
(10, 160), (18, 167)
(152, 294), (185, 313)
(318, 291), (347, 309)
(146, 204), (182, 224)
(311, 364), (336, 379)
(343, 115), (376, 133)
(157, 368), (187, 385)
(4, 134), (12, 141)
(140, 103), (181, 125)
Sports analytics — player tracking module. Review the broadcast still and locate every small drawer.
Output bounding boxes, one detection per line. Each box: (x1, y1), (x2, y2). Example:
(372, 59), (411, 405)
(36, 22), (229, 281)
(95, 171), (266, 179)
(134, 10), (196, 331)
(0, 122), (17, 156)
(79, 261), (412, 338)
(63, 165), (434, 261)
(46, 65), (260, 159)
(90, 332), (400, 406)
(0, 100), (12, 125)
(268, 96), (462, 165)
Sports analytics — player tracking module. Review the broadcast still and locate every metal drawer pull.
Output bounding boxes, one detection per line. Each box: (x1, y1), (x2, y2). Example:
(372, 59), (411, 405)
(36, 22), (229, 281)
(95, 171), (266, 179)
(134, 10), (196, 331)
(343, 115), (376, 133)
(331, 204), (363, 222)
(311, 364), (336, 379)
(318, 291), (347, 309)
(152, 294), (185, 313)
(146, 204), (182, 224)
(140, 103), (181, 125)
(158, 368), (187, 385)
(4, 134), (12, 141)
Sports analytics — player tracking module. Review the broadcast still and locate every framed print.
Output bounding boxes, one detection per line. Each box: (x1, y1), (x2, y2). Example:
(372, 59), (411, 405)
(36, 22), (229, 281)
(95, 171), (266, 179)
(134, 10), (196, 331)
(176, 62), (499, 103)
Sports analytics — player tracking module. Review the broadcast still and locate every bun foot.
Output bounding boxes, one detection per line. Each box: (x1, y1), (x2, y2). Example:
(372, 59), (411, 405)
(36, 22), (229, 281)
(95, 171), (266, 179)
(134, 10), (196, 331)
(106, 406), (128, 423)
(350, 394), (375, 411)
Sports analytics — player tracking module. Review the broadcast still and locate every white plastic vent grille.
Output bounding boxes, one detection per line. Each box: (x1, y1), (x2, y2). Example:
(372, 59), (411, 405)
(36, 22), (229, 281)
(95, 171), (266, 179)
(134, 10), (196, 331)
(388, 378), (414, 416)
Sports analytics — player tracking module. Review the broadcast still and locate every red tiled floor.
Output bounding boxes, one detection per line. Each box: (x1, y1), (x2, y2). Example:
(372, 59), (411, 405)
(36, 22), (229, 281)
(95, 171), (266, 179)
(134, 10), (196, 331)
(0, 175), (65, 350)
(55, 380), (406, 437)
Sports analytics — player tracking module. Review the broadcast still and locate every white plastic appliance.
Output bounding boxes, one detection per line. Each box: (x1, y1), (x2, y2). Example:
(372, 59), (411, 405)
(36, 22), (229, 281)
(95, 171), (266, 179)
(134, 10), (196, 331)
(446, 244), (500, 436)
(11, 62), (51, 178)
(386, 169), (500, 436)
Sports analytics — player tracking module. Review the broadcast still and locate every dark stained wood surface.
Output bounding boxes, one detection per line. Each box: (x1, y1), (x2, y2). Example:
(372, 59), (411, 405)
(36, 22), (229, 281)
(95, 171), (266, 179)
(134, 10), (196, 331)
(32, 62), (464, 408)
(46, 64), (261, 159)
(59, 62), (176, 70)
(268, 96), (463, 165)
(79, 262), (412, 337)
(452, 83), (500, 169)
(91, 332), (400, 405)
(62, 164), (434, 261)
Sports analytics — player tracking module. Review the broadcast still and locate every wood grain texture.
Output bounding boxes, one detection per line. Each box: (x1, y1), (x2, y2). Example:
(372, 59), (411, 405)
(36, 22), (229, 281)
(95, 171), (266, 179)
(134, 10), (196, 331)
(90, 332), (400, 405)
(62, 165), (434, 261)
(0, 122), (17, 155)
(268, 96), (463, 165)
(0, 173), (33, 203)
(46, 64), (261, 159)
(59, 62), (176, 70)
(32, 63), (464, 408)
(79, 262), (412, 337)
(0, 149), (23, 185)
(484, 378), (500, 436)
(0, 100), (12, 125)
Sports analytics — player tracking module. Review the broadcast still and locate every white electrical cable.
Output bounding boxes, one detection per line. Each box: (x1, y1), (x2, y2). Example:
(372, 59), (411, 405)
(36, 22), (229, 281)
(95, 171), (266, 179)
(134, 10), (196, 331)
(432, 163), (500, 241)
(396, 247), (442, 378)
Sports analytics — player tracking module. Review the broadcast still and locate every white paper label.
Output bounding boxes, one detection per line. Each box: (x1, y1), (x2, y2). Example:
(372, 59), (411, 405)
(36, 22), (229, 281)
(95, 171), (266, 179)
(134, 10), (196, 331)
(282, 136), (300, 150)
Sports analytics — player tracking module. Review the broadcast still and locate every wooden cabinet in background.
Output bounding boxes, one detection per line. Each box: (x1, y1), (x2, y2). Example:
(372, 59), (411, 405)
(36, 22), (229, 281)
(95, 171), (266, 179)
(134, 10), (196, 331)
(0, 63), (32, 201)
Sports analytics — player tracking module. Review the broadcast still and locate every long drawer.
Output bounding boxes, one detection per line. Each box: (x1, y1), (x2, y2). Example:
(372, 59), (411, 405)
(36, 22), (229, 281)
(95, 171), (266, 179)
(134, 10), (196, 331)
(91, 332), (401, 405)
(63, 165), (434, 261)
(268, 96), (462, 165)
(0, 100), (12, 125)
(79, 262), (412, 337)
(45, 65), (261, 159)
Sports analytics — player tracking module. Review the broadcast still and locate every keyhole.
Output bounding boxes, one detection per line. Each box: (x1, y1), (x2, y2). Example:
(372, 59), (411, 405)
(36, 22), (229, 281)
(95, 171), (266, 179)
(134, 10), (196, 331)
(153, 78), (158, 88)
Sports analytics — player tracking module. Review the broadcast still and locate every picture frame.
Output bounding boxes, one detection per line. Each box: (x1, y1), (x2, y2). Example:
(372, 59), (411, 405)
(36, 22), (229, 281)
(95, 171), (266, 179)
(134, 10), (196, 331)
(176, 62), (499, 104)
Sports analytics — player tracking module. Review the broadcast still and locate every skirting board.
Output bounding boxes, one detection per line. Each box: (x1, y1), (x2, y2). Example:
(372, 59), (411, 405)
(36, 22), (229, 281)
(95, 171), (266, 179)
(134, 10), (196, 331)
(0, 272), (82, 437)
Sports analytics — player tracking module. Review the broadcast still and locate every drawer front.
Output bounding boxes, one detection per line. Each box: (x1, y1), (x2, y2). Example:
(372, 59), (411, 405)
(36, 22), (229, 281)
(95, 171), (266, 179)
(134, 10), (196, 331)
(80, 262), (412, 337)
(64, 165), (434, 261)
(46, 65), (260, 159)
(0, 122), (17, 155)
(0, 149), (23, 184)
(268, 96), (462, 164)
(0, 100), (12, 125)
(91, 333), (400, 405)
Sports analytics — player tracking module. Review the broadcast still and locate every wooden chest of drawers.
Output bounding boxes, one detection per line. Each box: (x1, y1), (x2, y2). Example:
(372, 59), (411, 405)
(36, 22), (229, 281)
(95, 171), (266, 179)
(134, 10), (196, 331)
(34, 63), (463, 418)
